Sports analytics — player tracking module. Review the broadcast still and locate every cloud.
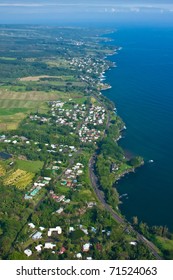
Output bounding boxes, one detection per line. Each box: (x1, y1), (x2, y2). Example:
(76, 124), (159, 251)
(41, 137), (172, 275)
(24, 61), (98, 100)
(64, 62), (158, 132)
(0, 1), (173, 15)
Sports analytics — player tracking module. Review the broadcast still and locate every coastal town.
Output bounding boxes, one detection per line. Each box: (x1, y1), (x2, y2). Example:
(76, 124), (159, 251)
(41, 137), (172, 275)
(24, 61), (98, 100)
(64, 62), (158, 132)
(0, 26), (165, 260)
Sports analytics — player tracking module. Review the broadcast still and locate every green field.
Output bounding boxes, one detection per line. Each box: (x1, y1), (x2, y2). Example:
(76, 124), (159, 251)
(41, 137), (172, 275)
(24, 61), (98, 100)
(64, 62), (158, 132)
(16, 159), (44, 173)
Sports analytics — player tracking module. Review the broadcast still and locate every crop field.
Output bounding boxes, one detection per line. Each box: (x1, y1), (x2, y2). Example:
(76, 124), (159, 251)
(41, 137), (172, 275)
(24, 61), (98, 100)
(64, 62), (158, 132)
(4, 169), (34, 189)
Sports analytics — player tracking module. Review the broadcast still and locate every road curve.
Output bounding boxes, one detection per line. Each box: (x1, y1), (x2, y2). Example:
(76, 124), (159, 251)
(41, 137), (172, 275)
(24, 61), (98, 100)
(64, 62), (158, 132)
(89, 155), (163, 260)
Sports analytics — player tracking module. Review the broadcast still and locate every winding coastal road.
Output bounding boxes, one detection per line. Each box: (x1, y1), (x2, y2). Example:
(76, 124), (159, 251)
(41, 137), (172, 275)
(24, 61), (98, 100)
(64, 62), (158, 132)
(89, 155), (163, 260)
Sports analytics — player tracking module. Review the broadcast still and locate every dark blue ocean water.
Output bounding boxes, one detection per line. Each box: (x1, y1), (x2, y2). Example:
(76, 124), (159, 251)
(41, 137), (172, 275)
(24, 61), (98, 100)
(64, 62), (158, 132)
(103, 26), (173, 230)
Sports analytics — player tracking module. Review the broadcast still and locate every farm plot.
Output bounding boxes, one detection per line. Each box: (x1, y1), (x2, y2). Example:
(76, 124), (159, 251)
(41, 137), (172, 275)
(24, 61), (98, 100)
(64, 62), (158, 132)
(4, 169), (34, 189)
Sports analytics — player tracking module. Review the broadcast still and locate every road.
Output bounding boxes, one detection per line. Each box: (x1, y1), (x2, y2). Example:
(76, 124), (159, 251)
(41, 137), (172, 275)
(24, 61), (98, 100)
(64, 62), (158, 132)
(89, 155), (163, 260)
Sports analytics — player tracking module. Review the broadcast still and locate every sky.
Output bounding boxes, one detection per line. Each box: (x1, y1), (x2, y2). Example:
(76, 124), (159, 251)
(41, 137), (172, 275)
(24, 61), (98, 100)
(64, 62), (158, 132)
(0, 1), (173, 24)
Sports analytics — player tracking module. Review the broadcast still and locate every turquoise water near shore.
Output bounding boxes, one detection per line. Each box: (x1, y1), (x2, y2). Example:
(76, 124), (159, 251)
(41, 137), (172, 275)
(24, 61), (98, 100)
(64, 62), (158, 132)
(103, 26), (173, 230)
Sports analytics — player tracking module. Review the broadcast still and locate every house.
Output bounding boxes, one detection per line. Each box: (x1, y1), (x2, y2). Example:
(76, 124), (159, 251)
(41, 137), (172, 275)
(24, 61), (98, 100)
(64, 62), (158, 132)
(69, 227), (75, 233)
(87, 202), (96, 208)
(35, 244), (43, 252)
(81, 228), (88, 235)
(67, 181), (72, 187)
(32, 231), (42, 240)
(56, 207), (63, 214)
(39, 226), (45, 231)
(91, 227), (97, 233)
(82, 243), (90, 252)
(130, 241), (137, 246)
(64, 199), (70, 204)
(61, 180), (67, 186)
(44, 177), (51, 181)
(57, 195), (65, 202)
(44, 243), (56, 249)
(48, 226), (62, 237)
(24, 249), (32, 257)
(28, 223), (35, 229)
(111, 163), (119, 172)
(76, 253), (82, 259)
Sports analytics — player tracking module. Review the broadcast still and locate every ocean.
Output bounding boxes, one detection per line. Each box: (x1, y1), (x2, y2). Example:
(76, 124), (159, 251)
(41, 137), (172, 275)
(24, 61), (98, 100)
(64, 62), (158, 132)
(103, 26), (173, 230)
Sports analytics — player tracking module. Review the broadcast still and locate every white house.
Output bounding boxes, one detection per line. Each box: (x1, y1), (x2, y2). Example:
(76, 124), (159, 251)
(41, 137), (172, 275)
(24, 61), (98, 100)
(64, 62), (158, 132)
(24, 249), (32, 257)
(28, 223), (35, 229)
(48, 226), (62, 237)
(76, 253), (82, 259)
(32, 231), (42, 240)
(83, 243), (90, 252)
(35, 244), (43, 252)
(44, 243), (56, 249)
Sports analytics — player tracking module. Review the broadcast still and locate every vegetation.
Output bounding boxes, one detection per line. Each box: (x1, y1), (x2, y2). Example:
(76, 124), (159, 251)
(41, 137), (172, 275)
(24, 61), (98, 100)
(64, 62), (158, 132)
(0, 25), (165, 261)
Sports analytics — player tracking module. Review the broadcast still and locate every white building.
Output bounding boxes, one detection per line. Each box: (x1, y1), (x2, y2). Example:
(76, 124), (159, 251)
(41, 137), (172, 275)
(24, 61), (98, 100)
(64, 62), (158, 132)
(48, 226), (62, 237)
(32, 231), (42, 240)
(24, 249), (32, 257)
(44, 243), (56, 249)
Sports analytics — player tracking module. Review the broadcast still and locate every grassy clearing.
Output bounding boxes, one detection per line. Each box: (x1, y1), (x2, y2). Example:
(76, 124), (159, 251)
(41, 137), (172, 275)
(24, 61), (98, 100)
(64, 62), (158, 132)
(16, 159), (44, 173)
(4, 169), (34, 189)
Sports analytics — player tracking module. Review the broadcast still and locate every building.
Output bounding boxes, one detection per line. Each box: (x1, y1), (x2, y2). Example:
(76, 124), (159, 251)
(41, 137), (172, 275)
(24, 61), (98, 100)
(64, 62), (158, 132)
(76, 253), (82, 259)
(82, 243), (90, 252)
(48, 226), (62, 237)
(44, 243), (56, 249)
(35, 245), (43, 252)
(32, 231), (42, 240)
(24, 249), (32, 257)
(28, 223), (35, 229)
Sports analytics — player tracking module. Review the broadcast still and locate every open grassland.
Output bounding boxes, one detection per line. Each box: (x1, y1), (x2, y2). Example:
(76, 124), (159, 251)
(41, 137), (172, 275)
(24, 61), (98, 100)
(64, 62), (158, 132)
(16, 159), (44, 173)
(4, 169), (34, 189)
